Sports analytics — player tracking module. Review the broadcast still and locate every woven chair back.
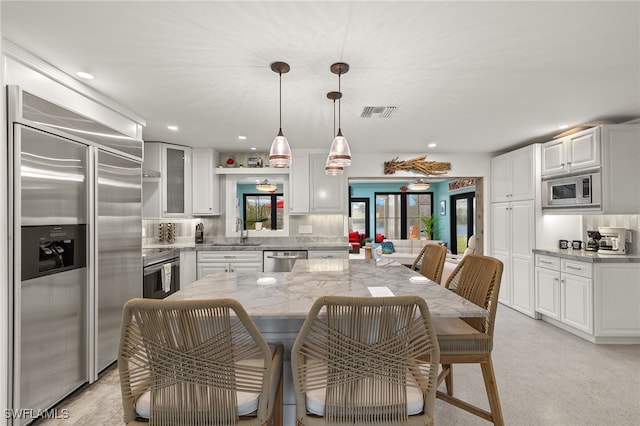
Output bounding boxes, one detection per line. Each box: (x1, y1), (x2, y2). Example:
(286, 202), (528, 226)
(444, 254), (504, 338)
(118, 298), (273, 425)
(291, 295), (440, 425)
(415, 244), (448, 284)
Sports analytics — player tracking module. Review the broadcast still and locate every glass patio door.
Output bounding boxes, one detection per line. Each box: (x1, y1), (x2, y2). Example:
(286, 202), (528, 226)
(450, 192), (475, 254)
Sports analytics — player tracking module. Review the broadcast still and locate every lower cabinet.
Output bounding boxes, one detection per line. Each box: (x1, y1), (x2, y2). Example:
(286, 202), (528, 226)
(534, 254), (640, 343)
(307, 249), (349, 260)
(535, 254), (593, 334)
(196, 251), (262, 279)
(180, 248), (197, 287)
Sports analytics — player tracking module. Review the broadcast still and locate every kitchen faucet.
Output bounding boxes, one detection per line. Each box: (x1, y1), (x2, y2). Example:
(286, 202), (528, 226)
(237, 218), (249, 243)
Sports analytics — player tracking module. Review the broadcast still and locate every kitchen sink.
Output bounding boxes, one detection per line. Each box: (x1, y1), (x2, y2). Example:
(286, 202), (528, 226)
(207, 242), (263, 247)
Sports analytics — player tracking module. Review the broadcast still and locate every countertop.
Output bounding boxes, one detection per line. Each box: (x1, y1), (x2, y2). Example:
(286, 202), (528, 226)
(167, 258), (487, 319)
(143, 240), (350, 251)
(533, 248), (640, 263)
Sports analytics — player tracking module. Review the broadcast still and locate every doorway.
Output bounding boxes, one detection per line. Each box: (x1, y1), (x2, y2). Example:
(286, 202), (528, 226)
(450, 192), (475, 254)
(349, 198), (370, 238)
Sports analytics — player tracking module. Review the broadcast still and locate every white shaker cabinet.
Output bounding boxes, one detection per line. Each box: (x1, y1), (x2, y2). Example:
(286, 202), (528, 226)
(192, 148), (220, 215)
(196, 251), (262, 279)
(307, 249), (349, 260)
(289, 150), (347, 214)
(535, 254), (593, 334)
(490, 144), (536, 202)
(180, 248), (197, 287)
(492, 200), (536, 317)
(143, 142), (192, 218)
(541, 127), (600, 176)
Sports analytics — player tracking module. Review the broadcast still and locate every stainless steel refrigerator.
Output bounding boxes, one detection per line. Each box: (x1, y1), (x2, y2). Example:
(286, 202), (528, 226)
(10, 87), (142, 422)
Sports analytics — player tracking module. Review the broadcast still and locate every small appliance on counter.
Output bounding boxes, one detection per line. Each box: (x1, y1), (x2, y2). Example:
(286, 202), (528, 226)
(598, 227), (628, 255)
(558, 239), (570, 249)
(585, 231), (601, 252)
(195, 222), (204, 244)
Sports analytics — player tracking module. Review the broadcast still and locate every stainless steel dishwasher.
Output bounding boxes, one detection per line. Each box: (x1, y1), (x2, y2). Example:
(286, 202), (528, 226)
(263, 250), (308, 272)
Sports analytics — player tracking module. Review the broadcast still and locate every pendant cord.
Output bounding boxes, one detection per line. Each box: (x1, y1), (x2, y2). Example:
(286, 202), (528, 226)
(333, 99), (336, 137)
(338, 73), (341, 130)
(279, 72), (282, 130)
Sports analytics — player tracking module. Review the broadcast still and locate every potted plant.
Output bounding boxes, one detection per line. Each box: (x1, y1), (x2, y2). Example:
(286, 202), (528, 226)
(365, 237), (373, 247)
(418, 215), (441, 240)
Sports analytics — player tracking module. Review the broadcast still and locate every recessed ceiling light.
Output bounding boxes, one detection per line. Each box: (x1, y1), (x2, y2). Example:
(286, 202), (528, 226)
(167, 125), (178, 131)
(250, 147), (257, 151)
(238, 135), (247, 140)
(76, 71), (95, 80)
(428, 143), (437, 148)
(558, 125), (569, 130)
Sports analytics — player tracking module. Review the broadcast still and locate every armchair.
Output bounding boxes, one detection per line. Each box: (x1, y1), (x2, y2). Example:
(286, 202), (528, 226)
(348, 231), (365, 254)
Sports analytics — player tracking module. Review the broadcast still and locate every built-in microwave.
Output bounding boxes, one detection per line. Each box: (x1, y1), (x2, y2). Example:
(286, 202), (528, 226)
(542, 172), (601, 210)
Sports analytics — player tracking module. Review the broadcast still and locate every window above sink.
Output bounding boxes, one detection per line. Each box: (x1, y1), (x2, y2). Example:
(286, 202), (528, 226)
(223, 172), (290, 238)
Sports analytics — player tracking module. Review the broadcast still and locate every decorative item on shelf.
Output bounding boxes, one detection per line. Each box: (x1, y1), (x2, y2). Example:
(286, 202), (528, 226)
(247, 156), (263, 168)
(448, 177), (476, 191)
(326, 62), (351, 167)
(268, 61), (292, 168)
(407, 178), (430, 191)
(256, 179), (277, 192)
(325, 91), (344, 175)
(383, 155), (451, 175)
(400, 185), (408, 192)
(225, 156), (236, 167)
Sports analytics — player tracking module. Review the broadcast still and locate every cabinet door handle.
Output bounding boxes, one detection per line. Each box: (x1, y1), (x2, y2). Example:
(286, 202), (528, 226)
(224, 255), (236, 259)
(561, 279), (565, 284)
(553, 278), (559, 282)
(539, 260), (553, 265)
(565, 265), (583, 271)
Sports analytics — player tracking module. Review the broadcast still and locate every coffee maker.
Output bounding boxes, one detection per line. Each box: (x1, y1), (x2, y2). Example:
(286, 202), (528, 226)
(597, 227), (628, 255)
(585, 230), (601, 252)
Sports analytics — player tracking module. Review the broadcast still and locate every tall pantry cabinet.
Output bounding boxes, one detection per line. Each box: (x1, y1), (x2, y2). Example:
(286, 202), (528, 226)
(490, 144), (540, 318)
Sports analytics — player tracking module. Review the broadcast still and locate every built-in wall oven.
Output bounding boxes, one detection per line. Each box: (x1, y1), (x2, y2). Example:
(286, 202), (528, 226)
(143, 248), (180, 299)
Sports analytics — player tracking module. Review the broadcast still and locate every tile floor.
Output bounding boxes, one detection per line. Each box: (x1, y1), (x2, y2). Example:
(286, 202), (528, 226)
(33, 303), (640, 426)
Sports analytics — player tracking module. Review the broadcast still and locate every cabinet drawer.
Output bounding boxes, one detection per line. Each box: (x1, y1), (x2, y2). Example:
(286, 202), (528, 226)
(307, 250), (348, 260)
(198, 251), (262, 263)
(561, 259), (592, 278)
(535, 255), (560, 270)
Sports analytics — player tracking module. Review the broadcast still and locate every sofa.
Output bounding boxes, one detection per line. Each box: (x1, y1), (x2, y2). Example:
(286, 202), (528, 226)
(378, 239), (443, 265)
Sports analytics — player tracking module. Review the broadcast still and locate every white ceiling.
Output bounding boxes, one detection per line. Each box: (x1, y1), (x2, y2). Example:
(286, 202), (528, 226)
(2, 1), (639, 156)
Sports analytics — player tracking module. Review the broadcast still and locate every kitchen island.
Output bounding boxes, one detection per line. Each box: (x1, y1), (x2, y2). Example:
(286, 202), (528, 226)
(167, 258), (486, 424)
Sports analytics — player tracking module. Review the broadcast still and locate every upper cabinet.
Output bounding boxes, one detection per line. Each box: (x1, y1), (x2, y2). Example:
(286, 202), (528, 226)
(289, 150), (347, 214)
(541, 128), (600, 177)
(143, 142), (192, 218)
(191, 148), (220, 215)
(600, 125), (640, 214)
(491, 144), (538, 202)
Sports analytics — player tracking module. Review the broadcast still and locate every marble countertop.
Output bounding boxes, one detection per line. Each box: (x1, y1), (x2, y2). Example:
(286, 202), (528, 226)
(533, 248), (640, 263)
(167, 258), (487, 319)
(144, 242), (350, 251)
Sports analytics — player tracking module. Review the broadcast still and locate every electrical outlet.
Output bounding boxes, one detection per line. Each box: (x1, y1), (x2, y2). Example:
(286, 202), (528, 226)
(299, 225), (313, 234)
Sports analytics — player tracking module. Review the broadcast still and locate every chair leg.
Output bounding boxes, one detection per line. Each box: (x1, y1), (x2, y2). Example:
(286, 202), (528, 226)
(480, 357), (504, 426)
(274, 369), (283, 426)
(444, 363), (453, 395)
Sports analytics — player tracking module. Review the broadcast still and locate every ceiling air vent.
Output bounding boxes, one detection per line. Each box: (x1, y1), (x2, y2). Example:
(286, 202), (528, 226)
(360, 106), (398, 118)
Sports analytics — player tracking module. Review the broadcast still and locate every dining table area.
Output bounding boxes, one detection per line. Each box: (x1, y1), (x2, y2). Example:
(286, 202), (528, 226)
(167, 257), (487, 425)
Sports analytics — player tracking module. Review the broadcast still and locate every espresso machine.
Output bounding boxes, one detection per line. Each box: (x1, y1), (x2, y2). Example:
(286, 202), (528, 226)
(597, 227), (628, 255)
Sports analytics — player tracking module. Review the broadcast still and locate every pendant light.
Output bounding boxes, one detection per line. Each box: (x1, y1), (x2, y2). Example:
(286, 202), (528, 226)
(256, 179), (277, 192)
(268, 61), (292, 167)
(408, 179), (430, 191)
(325, 91), (344, 175)
(327, 62), (351, 166)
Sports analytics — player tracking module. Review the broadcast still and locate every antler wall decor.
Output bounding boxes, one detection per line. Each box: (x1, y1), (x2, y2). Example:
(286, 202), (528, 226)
(383, 155), (451, 175)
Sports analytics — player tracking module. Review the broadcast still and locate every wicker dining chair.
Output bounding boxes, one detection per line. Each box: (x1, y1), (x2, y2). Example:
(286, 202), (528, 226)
(410, 244), (448, 284)
(118, 298), (284, 426)
(291, 295), (440, 426)
(434, 254), (504, 425)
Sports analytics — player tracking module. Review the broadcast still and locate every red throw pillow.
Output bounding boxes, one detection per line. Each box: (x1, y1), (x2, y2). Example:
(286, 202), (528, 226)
(375, 233), (385, 243)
